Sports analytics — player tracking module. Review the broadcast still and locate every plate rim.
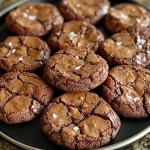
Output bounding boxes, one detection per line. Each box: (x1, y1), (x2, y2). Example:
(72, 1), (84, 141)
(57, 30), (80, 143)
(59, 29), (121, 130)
(0, 126), (150, 150)
(0, 0), (149, 150)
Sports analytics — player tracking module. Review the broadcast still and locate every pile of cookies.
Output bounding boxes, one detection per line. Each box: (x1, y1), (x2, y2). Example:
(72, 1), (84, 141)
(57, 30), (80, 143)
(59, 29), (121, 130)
(0, 0), (149, 149)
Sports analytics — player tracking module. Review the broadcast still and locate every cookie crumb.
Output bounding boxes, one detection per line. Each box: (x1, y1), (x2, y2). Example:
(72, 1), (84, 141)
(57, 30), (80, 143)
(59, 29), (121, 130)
(73, 126), (79, 131)
(52, 114), (57, 118)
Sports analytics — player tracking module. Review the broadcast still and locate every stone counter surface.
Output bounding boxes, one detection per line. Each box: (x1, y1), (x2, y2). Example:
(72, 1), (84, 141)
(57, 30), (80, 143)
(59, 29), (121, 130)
(0, 0), (149, 149)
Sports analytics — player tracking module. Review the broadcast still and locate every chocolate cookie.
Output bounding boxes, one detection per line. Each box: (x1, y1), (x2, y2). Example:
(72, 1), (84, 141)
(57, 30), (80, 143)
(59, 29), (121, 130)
(0, 36), (50, 72)
(0, 72), (54, 124)
(100, 65), (150, 118)
(41, 92), (121, 149)
(59, 0), (110, 24)
(43, 47), (109, 92)
(99, 27), (150, 67)
(48, 20), (104, 53)
(103, 3), (149, 34)
(6, 2), (64, 37)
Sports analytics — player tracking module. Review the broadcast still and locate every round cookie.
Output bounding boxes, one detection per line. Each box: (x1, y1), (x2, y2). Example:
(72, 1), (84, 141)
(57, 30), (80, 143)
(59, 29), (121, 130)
(43, 47), (109, 92)
(99, 27), (150, 67)
(0, 72), (54, 124)
(41, 92), (121, 149)
(0, 36), (50, 72)
(100, 65), (150, 118)
(6, 2), (64, 37)
(48, 20), (104, 53)
(103, 3), (149, 34)
(59, 0), (110, 24)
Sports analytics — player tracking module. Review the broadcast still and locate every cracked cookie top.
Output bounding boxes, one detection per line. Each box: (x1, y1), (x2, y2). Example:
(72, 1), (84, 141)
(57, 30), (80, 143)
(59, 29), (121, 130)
(99, 27), (150, 67)
(0, 36), (50, 72)
(6, 2), (64, 37)
(48, 20), (104, 53)
(0, 72), (54, 124)
(43, 47), (108, 92)
(101, 65), (150, 118)
(41, 92), (121, 149)
(104, 3), (149, 34)
(59, 0), (110, 24)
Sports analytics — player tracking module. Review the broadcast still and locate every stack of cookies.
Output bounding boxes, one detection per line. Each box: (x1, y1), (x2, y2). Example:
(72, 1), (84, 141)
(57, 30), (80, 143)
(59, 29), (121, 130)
(0, 0), (149, 149)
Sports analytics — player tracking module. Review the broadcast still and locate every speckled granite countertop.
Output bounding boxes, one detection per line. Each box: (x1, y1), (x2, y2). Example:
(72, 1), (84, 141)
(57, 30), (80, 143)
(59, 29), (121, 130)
(0, 0), (149, 149)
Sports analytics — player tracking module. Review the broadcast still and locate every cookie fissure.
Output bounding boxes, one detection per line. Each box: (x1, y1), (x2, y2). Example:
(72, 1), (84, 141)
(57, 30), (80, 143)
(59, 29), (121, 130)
(41, 92), (121, 149)
(101, 65), (150, 118)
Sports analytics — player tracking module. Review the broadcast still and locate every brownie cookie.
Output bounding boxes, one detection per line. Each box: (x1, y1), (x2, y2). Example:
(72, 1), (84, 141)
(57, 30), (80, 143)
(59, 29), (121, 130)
(100, 65), (150, 118)
(0, 36), (50, 72)
(99, 27), (150, 67)
(59, 0), (110, 24)
(103, 3), (149, 34)
(48, 21), (104, 53)
(41, 92), (121, 149)
(6, 2), (64, 37)
(43, 47), (108, 92)
(0, 72), (54, 124)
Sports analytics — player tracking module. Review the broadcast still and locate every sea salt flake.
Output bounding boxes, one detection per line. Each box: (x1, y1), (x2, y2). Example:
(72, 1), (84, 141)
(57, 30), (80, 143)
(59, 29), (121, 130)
(28, 15), (36, 20)
(52, 114), (57, 119)
(137, 44), (142, 49)
(29, 5), (33, 9)
(23, 12), (28, 18)
(121, 13), (128, 19)
(133, 97), (140, 102)
(140, 39), (146, 45)
(73, 126), (79, 131)
(63, 0), (67, 5)
(74, 66), (82, 70)
(8, 42), (12, 46)
(33, 108), (37, 113)
(31, 105), (35, 109)
(26, 9), (29, 13)
(136, 18), (141, 23)
(56, 32), (61, 36)
(19, 57), (23, 61)
(69, 32), (78, 40)
(76, 4), (80, 7)
(102, 6), (109, 14)
(12, 49), (16, 54)
(75, 56), (79, 59)
(116, 42), (122, 46)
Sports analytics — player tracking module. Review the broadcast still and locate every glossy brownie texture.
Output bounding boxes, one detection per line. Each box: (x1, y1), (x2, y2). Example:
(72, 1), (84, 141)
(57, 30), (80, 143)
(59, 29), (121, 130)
(0, 36), (50, 72)
(0, 72), (54, 124)
(6, 2), (64, 37)
(59, 0), (110, 24)
(41, 92), (121, 149)
(99, 26), (150, 67)
(100, 65), (150, 118)
(43, 47), (109, 92)
(48, 20), (104, 53)
(103, 3), (149, 34)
